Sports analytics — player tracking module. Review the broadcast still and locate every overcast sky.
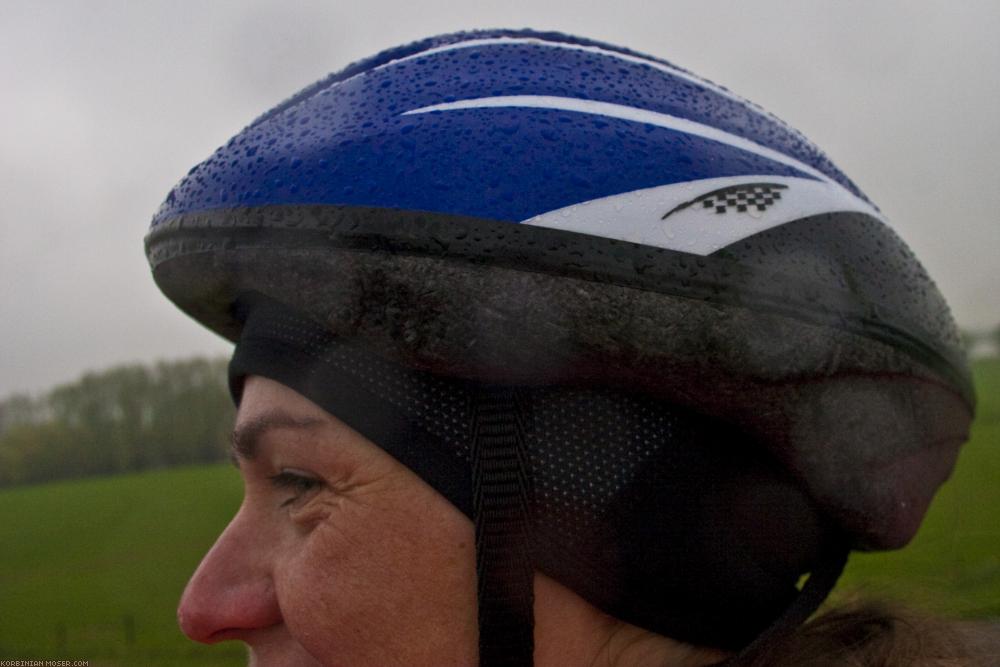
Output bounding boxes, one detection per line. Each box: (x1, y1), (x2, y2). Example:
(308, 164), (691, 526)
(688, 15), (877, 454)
(1, 0), (998, 397)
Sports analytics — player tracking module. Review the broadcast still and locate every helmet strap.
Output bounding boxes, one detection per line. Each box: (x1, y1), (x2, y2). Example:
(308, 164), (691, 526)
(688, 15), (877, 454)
(472, 386), (536, 666)
(709, 545), (849, 666)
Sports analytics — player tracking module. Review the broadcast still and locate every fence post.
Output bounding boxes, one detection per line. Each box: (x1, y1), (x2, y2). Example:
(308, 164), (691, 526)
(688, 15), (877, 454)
(123, 613), (136, 645)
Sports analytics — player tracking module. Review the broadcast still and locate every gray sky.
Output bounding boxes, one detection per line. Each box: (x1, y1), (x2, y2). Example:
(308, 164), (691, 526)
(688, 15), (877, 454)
(1, 0), (998, 397)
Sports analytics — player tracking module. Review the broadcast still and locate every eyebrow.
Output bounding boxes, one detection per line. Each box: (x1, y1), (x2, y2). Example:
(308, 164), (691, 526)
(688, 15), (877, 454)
(230, 411), (326, 462)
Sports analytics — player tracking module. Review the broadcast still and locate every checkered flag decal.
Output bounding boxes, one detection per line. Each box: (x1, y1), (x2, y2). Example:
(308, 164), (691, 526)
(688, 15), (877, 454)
(662, 182), (788, 219)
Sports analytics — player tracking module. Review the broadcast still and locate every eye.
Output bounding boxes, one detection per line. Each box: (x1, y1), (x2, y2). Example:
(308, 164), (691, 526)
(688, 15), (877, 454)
(269, 469), (323, 507)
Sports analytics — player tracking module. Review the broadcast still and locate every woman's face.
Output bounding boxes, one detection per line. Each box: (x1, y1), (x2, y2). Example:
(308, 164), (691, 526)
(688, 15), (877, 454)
(177, 376), (479, 666)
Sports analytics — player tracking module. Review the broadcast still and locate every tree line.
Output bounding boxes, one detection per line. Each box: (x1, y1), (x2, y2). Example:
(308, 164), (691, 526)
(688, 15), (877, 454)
(0, 358), (235, 487)
(962, 326), (1000, 355)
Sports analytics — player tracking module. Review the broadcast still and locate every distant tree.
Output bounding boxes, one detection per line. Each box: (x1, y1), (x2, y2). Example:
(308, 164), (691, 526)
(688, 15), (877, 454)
(150, 358), (234, 466)
(0, 393), (42, 436)
(0, 356), (233, 488)
(0, 421), (78, 485)
(960, 329), (978, 354)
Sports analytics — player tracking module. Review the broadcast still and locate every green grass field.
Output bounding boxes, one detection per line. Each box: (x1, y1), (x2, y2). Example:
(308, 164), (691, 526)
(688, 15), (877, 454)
(0, 359), (997, 664)
(0, 465), (246, 665)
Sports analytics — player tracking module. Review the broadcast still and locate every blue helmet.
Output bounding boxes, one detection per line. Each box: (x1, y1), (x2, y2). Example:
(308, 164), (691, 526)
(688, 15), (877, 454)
(148, 29), (974, 664)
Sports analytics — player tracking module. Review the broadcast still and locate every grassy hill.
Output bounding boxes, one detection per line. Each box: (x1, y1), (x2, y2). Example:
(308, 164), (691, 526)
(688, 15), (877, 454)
(0, 359), (997, 664)
(0, 465), (245, 665)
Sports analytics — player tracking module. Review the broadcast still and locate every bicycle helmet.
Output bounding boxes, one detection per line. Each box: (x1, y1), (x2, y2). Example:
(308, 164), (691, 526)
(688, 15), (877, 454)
(146, 29), (975, 665)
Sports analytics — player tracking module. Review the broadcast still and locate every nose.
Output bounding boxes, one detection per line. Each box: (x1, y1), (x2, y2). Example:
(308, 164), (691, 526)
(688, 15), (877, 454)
(177, 506), (283, 643)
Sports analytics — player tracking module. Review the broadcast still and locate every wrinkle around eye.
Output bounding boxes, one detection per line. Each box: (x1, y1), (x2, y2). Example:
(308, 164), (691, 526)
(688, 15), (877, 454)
(287, 491), (340, 529)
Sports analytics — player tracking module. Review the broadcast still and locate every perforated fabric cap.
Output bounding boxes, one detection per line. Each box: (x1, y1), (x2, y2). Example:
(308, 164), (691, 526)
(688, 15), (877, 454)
(229, 295), (840, 651)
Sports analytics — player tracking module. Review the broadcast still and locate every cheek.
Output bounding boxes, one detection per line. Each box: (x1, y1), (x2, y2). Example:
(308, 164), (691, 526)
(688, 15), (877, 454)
(275, 488), (479, 666)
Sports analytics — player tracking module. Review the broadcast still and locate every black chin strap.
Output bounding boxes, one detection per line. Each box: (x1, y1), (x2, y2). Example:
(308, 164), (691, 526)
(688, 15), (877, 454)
(472, 387), (535, 667)
(711, 545), (850, 666)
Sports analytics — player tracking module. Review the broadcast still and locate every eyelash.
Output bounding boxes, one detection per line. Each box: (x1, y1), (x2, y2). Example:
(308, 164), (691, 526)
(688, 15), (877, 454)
(268, 471), (322, 506)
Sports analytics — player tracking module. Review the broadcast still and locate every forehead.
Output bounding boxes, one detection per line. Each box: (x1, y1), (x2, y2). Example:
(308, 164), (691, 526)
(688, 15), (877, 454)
(232, 375), (397, 466)
(237, 376), (330, 423)
(230, 377), (333, 461)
